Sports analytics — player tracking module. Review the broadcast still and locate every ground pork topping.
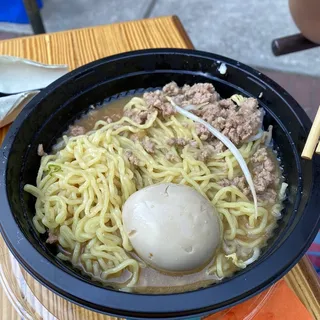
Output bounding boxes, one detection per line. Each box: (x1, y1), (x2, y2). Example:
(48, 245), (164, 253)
(37, 144), (46, 156)
(250, 147), (276, 193)
(181, 83), (220, 105)
(142, 82), (221, 117)
(69, 125), (86, 136)
(103, 116), (113, 124)
(124, 109), (152, 125)
(193, 97), (262, 144)
(163, 81), (181, 96)
(219, 176), (250, 196)
(222, 98), (262, 144)
(125, 150), (140, 166)
(195, 123), (211, 141)
(142, 83), (262, 145)
(141, 137), (155, 153)
(196, 145), (215, 162)
(196, 141), (224, 161)
(166, 152), (179, 162)
(219, 147), (279, 204)
(46, 232), (59, 244)
(188, 140), (198, 147)
(257, 188), (278, 204)
(167, 137), (188, 147)
(143, 90), (176, 117)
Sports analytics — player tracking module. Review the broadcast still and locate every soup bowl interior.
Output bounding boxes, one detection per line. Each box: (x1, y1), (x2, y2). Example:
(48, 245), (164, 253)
(1, 49), (320, 319)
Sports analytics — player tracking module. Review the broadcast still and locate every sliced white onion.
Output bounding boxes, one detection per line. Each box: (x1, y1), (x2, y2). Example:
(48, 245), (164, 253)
(226, 247), (260, 269)
(222, 240), (236, 254)
(279, 182), (288, 200)
(243, 247), (260, 266)
(184, 104), (197, 111)
(225, 253), (246, 269)
(51, 139), (66, 152)
(264, 125), (273, 147)
(184, 102), (209, 111)
(167, 96), (258, 218)
(245, 128), (264, 142)
(259, 109), (266, 138)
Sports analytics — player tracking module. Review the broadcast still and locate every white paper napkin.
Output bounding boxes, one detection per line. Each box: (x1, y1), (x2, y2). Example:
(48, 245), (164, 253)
(0, 91), (40, 128)
(0, 56), (69, 128)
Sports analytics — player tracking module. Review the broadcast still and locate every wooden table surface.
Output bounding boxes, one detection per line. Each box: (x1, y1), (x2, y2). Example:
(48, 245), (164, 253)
(0, 15), (319, 320)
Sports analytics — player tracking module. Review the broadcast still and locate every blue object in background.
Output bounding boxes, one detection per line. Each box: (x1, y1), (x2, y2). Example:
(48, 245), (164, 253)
(0, 0), (43, 24)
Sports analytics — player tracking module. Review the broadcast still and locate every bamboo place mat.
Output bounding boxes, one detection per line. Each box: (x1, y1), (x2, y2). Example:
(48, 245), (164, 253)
(0, 15), (319, 320)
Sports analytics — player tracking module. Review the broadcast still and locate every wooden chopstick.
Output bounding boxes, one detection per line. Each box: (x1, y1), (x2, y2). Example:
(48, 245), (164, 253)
(316, 141), (320, 154)
(302, 106), (320, 159)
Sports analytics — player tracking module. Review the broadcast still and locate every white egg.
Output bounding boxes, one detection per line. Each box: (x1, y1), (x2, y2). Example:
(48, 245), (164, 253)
(122, 183), (221, 273)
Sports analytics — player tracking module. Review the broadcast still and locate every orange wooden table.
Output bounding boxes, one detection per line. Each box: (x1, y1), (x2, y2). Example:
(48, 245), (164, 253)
(0, 15), (319, 320)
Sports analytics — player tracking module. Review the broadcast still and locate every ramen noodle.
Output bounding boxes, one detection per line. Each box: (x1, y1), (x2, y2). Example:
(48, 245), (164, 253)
(24, 82), (287, 293)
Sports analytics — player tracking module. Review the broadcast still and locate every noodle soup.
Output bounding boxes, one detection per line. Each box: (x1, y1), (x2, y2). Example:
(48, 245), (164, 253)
(24, 82), (287, 294)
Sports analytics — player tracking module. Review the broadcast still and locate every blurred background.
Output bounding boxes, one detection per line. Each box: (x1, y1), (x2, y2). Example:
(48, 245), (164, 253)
(0, 0), (320, 76)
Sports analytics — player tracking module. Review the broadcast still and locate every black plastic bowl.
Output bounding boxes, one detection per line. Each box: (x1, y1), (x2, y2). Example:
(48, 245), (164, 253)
(1, 49), (320, 319)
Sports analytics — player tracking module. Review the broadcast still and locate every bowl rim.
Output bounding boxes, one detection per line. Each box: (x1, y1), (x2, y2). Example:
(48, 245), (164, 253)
(1, 48), (320, 319)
